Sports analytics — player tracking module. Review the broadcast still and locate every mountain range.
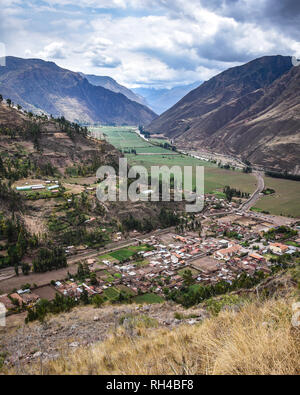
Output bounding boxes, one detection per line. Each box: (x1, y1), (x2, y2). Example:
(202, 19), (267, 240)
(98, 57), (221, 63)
(133, 82), (201, 114)
(147, 55), (300, 173)
(81, 73), (148, 107)
(0, 57), (156, 125)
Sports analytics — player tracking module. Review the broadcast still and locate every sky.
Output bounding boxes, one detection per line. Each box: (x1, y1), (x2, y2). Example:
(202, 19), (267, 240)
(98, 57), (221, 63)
(0, 0), (300, 89)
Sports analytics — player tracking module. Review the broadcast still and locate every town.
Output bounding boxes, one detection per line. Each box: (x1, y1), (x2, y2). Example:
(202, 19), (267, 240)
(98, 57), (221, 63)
(1, 192), (299, 313)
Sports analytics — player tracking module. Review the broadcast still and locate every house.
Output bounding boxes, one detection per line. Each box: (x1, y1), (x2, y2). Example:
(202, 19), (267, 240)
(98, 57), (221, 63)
(249, 252), (264, 261)
(214, 243), (241, 261)
(269, 243), (289, 255)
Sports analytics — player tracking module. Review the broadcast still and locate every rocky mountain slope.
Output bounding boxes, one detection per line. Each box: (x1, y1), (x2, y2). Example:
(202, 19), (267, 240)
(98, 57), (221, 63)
(2, 267), (299, 375)
(0, 57), (157, 125)
(133, 82), (201, 114)
(82, 73), (148, 107)
(147, 56), (300, 173)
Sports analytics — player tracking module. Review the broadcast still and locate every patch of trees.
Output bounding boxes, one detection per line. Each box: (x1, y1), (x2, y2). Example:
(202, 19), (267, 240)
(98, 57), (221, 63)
(262, 188), (275, 195)
(265, 171), (300, 182)
(264, 226), (297, 241)
(55, 116), (88, 138)
(166, 271), (266, 308)
(243, 166), (253, 173)
(32, 247), (67, 273)
(0, 181), (23, 212)
(223, 186), (250, 202)
(158, 208), (180, 228)
(25, 122), (42, 150)
(25, 293), (77, 323)
(122, 214), (154, 233)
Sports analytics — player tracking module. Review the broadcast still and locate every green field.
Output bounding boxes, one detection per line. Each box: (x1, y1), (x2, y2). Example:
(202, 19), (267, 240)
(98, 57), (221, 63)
(133, 293), (164, 304)
(89, 126), (173, 154)
(98, 245), (152, 263)
(126, 154), (257, 194)
(89, 127), (300, 217)
(254, 176), (300, 218)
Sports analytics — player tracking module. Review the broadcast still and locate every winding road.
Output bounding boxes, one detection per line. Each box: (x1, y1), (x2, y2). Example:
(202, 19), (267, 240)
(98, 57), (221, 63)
(239, 171), (265, 212)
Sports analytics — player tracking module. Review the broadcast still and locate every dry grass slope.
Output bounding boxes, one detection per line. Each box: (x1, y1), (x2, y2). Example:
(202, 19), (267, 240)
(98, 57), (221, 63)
(19, 297), (300, 375)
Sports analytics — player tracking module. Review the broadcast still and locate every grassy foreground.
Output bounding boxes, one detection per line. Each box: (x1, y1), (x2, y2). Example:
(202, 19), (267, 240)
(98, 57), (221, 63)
(18, 297), (300, 375)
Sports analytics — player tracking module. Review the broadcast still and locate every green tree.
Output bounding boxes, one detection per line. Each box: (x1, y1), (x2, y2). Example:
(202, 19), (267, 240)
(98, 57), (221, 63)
(182, 269), (195, 287)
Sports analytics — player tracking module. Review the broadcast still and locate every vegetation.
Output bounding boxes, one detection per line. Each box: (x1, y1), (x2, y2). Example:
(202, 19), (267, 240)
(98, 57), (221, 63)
(223, 185), (250, 202)
(19, 297), (300, 375)
(32, 247), (67, 273)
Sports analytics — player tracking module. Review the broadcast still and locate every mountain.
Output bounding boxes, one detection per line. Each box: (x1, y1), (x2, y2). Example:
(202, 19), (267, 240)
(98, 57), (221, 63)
(81, 73), (148, 107)
(0, 57), (157, 125)
(147, 55), (300, 173)
(133, 82), (201, 114)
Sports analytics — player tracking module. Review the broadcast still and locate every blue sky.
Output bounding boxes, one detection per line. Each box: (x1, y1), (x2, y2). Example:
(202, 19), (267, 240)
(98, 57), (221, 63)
(1, 0), (300, 88)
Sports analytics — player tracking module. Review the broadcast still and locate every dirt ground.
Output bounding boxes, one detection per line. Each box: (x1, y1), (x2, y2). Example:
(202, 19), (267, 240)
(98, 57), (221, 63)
(190, 256), (219, 273)
(0, 302), (208, 369)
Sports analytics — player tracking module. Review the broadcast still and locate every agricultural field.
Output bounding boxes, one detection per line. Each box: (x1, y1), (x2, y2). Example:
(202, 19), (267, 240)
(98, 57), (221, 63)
(89, 126), (173, 154)
(98, 245), (152, 263)
(133, 293), (164, 304)
(254, 176), (300, 218)
(126, 154), (257, 194)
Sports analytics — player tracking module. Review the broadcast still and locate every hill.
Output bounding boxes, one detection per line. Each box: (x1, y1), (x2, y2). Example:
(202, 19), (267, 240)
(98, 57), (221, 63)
(0, 57), (157, 125)
(2, 267), (299, 375)
(147, 56), (300, 173)
(82, 73), (148, 107)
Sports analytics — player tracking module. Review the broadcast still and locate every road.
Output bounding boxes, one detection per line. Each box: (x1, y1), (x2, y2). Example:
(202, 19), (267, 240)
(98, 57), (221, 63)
(0, 227), (175, 293)
(239, 171), (265, 212)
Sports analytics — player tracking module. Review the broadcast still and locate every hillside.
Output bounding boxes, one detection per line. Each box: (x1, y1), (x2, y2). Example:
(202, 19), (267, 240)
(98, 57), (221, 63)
(82, 74), (148, 107)
(147, 56), (300, 173)
(0, 57), (157, 125)
(133, 82), (201, 115)
(2, 267), (299, 375)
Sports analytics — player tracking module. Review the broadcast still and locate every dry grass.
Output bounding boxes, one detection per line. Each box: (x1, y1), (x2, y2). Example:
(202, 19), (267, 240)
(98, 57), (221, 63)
(14, 297), (300, 375)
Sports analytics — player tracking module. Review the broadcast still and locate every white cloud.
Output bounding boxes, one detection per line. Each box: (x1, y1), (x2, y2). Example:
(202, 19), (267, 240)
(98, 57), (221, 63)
(1, 0), (299, 88)
(38, 42), (67, 59)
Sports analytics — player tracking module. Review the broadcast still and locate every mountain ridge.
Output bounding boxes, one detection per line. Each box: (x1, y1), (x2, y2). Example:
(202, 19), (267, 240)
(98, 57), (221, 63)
(81, 73), (148, 107)
(147, 55), (300, 173)
(0, 57), (157, 125)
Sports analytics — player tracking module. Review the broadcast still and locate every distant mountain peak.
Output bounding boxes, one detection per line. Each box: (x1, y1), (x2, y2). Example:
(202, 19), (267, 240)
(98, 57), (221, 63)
(81, 73), (148, 107)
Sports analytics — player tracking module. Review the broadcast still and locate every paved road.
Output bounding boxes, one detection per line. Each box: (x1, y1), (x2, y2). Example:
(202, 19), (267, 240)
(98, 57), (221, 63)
(240, 171), (265, 212)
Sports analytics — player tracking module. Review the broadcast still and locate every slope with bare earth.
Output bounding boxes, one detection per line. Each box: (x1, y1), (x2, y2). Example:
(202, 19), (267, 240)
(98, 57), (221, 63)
(147, 55), (300, 173)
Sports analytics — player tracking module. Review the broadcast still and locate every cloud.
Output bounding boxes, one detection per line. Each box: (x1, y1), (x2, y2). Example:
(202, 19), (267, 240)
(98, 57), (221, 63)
(1, 0), (299, 88)
(38, 42), (67, 59)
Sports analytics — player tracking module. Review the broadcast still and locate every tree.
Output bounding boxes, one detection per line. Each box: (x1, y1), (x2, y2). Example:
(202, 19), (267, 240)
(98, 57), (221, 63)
(14, 264), (19, 276)
(90, 272), (98, 285)
(6, 98), (12, 107)
(21, 262), (31, 275)
(0, 94), (3, 103)
(182, 269), (195, 287)
(93, 294), (104, 308)
(80, 287), (89, 305)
